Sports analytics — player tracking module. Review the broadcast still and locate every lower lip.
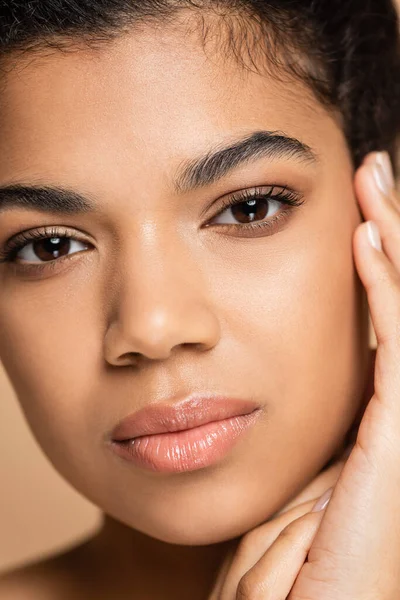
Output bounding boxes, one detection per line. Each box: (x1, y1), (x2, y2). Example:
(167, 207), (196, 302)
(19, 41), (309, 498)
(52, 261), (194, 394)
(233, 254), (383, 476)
(111, 409), (261, 474)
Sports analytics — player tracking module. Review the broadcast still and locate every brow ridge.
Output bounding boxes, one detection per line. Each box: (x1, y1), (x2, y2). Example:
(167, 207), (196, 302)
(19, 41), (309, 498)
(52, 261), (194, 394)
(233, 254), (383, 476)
(174, 130), (317, 193)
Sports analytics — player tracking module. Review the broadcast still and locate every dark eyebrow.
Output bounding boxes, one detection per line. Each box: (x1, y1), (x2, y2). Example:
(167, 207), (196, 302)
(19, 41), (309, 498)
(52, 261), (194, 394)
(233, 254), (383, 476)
(0, 184), (95, 215)
(174, 130), (317, 194)
(0, 130), (316, 214)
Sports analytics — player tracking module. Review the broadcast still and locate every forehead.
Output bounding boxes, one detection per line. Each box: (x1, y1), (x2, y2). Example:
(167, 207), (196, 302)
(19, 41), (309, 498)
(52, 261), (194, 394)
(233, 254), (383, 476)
(0, 20), (341, 185)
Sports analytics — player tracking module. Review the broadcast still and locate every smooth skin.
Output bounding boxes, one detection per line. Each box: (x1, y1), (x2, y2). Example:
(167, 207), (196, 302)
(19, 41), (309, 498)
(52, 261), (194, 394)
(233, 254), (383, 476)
(0, 11), (387, 599)
(209, 153), (400, 600)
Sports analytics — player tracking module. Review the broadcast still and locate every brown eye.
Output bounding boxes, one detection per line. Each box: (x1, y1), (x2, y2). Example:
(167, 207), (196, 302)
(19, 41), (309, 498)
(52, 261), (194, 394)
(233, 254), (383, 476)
(211, 197), (281, 226)
(16, 237), (89, 263)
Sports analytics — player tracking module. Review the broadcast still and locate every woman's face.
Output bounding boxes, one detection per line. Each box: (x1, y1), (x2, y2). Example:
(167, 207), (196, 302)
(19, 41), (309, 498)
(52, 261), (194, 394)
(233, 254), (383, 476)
(0, 16), (370, 545)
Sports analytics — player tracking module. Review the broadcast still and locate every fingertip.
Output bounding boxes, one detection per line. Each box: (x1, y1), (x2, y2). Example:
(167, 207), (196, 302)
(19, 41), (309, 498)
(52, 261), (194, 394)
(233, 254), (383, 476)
(361, 153), (375, 168)
(365, 221), (382, 252)
(353, 220), (382, 254)
(311, 487), (334, 513)
(352, 221), (384, 289)
(353, 162), (374, 203)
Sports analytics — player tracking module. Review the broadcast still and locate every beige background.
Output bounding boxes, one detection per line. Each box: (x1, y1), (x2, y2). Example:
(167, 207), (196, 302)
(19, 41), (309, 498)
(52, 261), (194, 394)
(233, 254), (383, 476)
(0, 364), (101, 574)
(0, 4), (399, 573)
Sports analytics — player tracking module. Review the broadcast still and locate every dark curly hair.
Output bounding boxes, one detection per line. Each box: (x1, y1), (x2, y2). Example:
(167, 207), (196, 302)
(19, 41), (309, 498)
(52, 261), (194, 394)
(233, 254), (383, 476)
(0, 0), (399, 174)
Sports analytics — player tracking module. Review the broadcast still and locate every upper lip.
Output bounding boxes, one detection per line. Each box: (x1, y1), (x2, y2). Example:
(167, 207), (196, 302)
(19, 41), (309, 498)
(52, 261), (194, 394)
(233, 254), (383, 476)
(111, 394), (261, 441)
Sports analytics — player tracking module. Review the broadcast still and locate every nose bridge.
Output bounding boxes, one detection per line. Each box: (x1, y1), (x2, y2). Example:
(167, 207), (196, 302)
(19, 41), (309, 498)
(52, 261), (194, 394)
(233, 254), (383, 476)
(103, 228), (220, 363)
(120, 234), (197, 316)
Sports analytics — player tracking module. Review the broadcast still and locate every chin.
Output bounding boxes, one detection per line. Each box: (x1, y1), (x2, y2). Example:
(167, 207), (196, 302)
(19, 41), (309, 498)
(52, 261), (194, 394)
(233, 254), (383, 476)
(128, 510), (262, 546)
(142, 526), (241, 546)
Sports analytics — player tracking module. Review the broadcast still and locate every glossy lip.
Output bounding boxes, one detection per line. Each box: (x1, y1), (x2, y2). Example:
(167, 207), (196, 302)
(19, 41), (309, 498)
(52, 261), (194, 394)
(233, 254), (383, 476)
(111, 393), (261, 442)
(110, 410), (262, 473)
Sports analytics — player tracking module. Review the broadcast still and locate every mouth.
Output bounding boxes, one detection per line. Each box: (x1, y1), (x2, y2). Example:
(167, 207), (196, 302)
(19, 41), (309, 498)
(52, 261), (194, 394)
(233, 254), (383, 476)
(109, 394), (262, 474)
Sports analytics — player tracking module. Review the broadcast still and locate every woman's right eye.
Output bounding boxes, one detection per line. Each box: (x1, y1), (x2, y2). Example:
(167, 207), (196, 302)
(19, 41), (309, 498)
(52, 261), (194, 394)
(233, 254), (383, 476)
(0, 229), (91, 265)
(16, 236), (90, 263)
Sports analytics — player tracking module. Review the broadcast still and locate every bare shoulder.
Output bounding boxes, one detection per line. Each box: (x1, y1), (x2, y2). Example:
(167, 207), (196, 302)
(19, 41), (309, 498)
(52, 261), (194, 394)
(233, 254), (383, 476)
(0, 538), (95, 599)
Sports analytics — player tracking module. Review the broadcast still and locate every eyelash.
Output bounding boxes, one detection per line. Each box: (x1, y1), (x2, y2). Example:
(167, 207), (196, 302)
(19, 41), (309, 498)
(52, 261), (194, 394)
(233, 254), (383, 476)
(207, 186), (304, 233)
(0, 186), (304, 269)
(0, 226), (86, 266)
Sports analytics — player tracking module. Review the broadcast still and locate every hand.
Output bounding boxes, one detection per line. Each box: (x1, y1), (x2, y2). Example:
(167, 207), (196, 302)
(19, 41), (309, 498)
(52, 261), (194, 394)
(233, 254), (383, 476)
(288, 151), (400, 599)
(208, 451), (348, 599)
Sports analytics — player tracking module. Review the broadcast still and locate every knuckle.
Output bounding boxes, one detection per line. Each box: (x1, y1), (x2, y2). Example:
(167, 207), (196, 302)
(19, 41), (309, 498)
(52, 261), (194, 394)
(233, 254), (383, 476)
(236, 574), (264, 600)
(235, 575), (253, 600)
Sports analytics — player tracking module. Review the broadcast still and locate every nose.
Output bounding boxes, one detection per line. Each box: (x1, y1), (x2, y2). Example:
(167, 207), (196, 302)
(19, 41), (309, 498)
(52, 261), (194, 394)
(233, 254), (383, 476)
(103, 243), (220, 366)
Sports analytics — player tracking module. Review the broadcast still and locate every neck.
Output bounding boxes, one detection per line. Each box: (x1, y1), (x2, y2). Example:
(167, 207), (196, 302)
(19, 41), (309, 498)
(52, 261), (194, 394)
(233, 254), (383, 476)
(84, 513), (239, 599)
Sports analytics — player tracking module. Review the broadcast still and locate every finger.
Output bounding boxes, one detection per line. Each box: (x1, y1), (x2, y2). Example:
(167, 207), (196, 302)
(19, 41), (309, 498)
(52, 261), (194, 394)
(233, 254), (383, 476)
(361, 152), (397, 210)
(363, 151), (397, 202)
(354, 152), (400, 273)
(235, 508), (327, 600)
(353, 220), (400, 354)
(273, 458), (346, 517)
(210, 498), (321, 600)
(210, 457), (347, 599)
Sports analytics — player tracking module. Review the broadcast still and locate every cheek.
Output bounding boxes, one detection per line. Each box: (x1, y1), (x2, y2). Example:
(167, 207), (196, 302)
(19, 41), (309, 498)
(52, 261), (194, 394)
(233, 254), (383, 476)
(0, 272), (102, 474)
(216, 180), (367, 462)
(0, 180), (368, 524)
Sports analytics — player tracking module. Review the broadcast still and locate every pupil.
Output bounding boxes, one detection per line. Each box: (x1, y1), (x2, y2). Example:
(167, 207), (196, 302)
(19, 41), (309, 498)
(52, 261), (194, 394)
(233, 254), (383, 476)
(232, 199), (269, 224)
(35, 237), (71, 261)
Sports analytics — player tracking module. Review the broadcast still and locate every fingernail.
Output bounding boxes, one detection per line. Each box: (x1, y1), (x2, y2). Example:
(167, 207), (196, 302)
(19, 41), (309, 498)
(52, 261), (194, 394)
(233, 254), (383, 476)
(372, 164), (390, 196)
(376, 152), (394, 191)
(311, 487), (334, 512)
(366, 220), (382, 252)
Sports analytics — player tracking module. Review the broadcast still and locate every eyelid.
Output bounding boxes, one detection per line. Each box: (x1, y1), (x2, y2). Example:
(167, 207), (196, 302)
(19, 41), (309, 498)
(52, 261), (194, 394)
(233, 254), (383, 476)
(212, 183), (299, 207)
(203, 184), (305, 237)
(207, 185), (304, 219)
(0, 225), (93, 263)
(201, 175), (303, 213)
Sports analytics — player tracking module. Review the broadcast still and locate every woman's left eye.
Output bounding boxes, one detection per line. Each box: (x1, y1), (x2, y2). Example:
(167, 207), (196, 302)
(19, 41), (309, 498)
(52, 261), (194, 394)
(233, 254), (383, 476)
(212, 196), (281, 225)
(207, 186), (304, 231)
